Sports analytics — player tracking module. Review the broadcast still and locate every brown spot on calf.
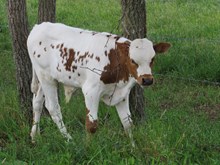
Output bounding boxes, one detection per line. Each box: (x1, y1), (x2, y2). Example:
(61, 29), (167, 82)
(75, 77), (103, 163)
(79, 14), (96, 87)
(72, 66), (77, 72)
(95, 56), (100, 62)
(65, 48), (75, 71)
(86, 109), (98, 133)
(104, 50), (107, 56)
(90, 54), (94, 59)
(78, 52), (89, 62)
(100, 41), (138, 84)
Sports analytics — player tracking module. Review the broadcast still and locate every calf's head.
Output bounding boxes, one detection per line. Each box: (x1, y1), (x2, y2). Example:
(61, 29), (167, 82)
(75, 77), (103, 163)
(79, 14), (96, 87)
(128, 39), (171, 87)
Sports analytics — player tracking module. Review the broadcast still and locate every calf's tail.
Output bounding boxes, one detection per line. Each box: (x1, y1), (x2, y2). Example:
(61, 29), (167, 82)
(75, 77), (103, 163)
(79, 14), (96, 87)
(31, 68), (39, 94)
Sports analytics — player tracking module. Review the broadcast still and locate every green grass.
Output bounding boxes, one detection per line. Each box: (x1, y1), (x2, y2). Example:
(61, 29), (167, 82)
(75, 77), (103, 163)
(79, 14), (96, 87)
(148, 0), (220, 82)
(1, 0), (220, 164)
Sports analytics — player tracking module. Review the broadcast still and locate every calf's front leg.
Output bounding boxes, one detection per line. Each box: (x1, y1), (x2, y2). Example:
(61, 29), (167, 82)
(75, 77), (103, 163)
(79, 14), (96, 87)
(115, 94), (135, 147)
(82, 85), (101, 133)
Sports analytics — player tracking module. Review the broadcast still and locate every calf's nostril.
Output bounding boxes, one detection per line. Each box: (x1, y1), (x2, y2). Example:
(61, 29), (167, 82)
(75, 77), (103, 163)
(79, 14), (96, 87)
(142, 78), (153, 86)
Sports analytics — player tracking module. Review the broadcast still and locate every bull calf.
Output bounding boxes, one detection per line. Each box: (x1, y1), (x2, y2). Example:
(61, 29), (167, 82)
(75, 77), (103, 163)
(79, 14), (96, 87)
(27, 22), (170, 143)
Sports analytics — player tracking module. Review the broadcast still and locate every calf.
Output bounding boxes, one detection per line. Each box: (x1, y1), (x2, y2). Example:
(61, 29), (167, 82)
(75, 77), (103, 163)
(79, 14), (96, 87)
(27, 22), (170, 143)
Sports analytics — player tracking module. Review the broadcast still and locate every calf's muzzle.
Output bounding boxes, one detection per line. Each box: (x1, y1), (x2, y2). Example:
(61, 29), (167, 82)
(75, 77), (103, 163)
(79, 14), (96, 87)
(142, 77), (153, 86)
(137, 74), (154, 86)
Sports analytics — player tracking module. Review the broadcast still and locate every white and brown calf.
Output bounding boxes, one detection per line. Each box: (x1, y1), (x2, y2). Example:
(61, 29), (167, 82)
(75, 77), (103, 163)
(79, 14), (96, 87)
(27, 22), (170, 143)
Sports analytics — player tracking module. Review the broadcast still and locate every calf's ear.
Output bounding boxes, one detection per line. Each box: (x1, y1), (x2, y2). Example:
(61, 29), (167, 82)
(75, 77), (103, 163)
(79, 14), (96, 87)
(153, 42), (171, 54)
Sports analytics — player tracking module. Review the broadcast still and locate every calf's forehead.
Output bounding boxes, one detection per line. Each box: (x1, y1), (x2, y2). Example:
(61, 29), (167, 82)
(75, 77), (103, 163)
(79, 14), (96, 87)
(129, 39), (155, 61)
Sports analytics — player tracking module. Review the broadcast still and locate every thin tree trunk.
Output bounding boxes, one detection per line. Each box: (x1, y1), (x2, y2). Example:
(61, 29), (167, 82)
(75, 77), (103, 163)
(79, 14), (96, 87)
(121, 0), (147, 40)
(7, 0), (32, 124)
(121, 0), (147, 122)
(38, 0), (56, 23)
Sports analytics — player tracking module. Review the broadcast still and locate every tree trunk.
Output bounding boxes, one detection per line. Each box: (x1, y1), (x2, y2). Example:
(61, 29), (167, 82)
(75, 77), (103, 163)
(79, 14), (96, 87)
(121, 0), (147, 123)
(121, 0), (147, 40)
(38, 0), (56, 23)
(7, 0), (32, 124)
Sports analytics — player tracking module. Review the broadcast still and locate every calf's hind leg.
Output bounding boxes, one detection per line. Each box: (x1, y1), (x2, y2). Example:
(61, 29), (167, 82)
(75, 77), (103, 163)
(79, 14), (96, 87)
(40, 79), (72, 141)
(30, 84), (44, 143)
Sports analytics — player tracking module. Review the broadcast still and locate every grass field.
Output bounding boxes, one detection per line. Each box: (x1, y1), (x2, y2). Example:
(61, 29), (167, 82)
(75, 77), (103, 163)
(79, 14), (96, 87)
(1, 0), (220, 164)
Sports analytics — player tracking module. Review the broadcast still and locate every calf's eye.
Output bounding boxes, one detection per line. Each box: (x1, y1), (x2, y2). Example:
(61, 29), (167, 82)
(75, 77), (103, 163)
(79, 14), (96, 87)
(131, 59), (138, 67)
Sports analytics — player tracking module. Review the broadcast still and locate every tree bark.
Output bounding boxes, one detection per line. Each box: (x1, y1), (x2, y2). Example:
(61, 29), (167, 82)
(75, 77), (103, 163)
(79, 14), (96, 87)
(38, 0), (56, 23)
(121, 0), (147, 40)
(7, 0), (32, 123)
(121, 0), (147, 123)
